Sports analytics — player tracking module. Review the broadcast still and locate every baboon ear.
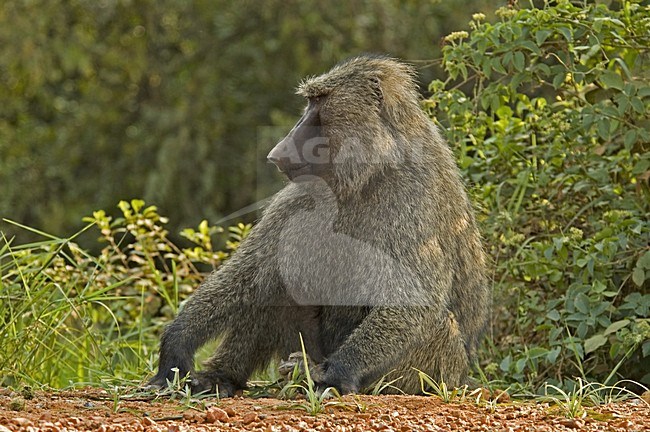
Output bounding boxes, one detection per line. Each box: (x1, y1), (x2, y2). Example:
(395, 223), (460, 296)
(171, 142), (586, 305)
(369, 75), (384, 106)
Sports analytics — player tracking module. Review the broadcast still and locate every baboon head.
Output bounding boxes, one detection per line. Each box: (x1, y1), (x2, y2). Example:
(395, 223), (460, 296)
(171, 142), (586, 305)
(267, 55), (430, 195)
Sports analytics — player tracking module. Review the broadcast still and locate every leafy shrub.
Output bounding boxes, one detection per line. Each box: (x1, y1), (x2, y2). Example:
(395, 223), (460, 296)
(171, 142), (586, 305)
(0, 200), (246, 388)
(426, 0), (649, 390)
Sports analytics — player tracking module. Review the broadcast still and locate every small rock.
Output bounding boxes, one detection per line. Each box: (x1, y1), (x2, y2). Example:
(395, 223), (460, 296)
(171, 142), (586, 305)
(12, 417), (32, 427)
(478, 387), (491, 401)
(494, 390), (510, 402)
(206, 407), (229, 423)
(242, 412), (258, 425)
(559, 418), (584, 429)
(0, 425), (12, 432)
(224, 406), (238, 417)
(143, 417), (156, 426)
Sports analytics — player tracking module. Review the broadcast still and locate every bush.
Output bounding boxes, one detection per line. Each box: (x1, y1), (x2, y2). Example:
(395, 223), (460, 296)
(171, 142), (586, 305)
(0, 200), (247, 388)
(425, 0), (650, 390)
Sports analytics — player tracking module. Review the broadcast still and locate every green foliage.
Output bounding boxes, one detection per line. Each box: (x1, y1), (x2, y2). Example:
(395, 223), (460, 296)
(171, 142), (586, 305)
(416, 369), (471, 403)
(286, 334), (340, 415)
(543, 378), (648, 419)
(0, 200), (240, 388)
(426, 0), (650, 391)
(0, 0), (495, 245)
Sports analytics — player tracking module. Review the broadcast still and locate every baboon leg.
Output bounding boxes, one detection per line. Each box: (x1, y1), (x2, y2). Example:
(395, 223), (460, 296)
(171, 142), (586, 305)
(389, 311), (470, 394)
(320, 307), (469, 394)
(147, 260), (258, 389)
(318, 306), (429, 394)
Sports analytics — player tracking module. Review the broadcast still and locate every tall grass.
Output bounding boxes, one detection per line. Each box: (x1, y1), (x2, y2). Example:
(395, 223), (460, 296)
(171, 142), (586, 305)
(0, 200), (233, 389)
(0, 221), (155, 387)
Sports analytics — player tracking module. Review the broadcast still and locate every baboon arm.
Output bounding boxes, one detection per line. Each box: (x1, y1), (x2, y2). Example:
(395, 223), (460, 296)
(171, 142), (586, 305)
(149, 242), (265, 388)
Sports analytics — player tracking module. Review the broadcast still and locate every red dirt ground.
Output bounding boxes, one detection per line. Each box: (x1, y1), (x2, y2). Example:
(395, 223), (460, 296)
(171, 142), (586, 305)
(1, 387), (648, 431)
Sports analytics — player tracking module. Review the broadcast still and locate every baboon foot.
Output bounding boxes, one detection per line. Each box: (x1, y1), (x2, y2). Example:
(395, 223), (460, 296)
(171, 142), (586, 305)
(278, 351), (323, 381)
(316, 359), (360, 395)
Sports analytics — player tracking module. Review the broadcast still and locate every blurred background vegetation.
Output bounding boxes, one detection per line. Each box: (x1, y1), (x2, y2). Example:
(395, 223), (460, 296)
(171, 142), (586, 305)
(0, 0), (495, 245)
(1, 0), (649, 397)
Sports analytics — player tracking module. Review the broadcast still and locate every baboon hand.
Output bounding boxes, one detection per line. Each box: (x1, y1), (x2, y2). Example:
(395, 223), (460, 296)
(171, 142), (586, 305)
(144, 366), (197, 392)
(145, 369), (240, 397)
(193, 370), (244, 398)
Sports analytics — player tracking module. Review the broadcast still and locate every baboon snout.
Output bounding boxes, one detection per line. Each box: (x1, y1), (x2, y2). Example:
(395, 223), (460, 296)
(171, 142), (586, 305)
(268, 100), (328, 179)
(267, 138), (307, 175)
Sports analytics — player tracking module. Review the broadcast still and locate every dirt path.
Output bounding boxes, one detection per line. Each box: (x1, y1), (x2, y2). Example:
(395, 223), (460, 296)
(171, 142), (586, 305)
(1, 388), (648, 431)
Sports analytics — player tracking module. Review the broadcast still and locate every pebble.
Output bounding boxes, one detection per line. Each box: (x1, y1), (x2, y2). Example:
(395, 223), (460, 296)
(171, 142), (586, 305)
(242, 412), (258, 424)
(559, 418), (584, 429)
(206, 407), (229, 423)
(224, 406), (238, 417)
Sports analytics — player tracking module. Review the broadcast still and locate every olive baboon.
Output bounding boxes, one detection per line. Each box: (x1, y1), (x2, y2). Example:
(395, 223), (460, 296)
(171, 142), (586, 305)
(148, 55), (489, 396)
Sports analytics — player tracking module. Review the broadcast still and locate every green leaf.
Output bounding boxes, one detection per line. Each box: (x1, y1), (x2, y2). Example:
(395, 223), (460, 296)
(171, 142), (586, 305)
(597, 119), (610, 140)
(632, 159), (649, 175)
(492, 57), (506, 74)
(535, 62), (551, 77)
(496, 105), (513, 119)
(584, 334), (607, 354)
(500, 355), (512, 372)
(557, 26), (572, 42)
(623, 129), (637, 148)
(604, 319), (630, 335)
(519, 40), (541, 54)
(547, 347), (561, 363)
(600, 71), (624, 90)
(528, 347), (548, 359)
(633, 266), (646, 287)
(547, 309), (561, 321)
(481, 57), (492, 79)
(535, 29), (552, 46)
(552, 71), (565, 89)
(574, 293), (590, 314)
(544, 246), (554, 260)
(513, 51), (525, 72)
(515, 358), (526, 373)
(630, 97), (645, 114)
(638, 251), (650, 268)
